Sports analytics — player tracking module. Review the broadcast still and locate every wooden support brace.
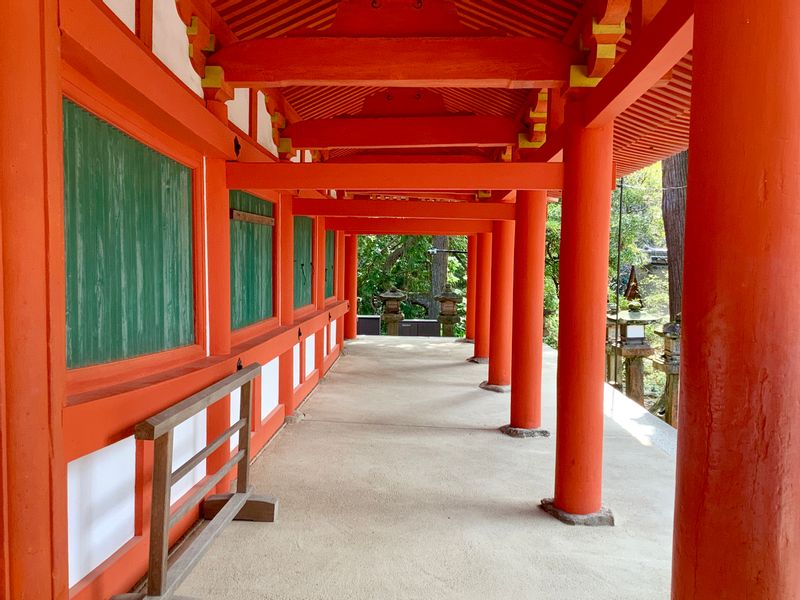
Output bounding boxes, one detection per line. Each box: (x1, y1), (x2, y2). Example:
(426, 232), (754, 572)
(202, 494), (279, 522)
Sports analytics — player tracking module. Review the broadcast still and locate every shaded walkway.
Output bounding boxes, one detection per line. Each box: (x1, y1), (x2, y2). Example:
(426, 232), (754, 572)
(179, 337), (675, 599)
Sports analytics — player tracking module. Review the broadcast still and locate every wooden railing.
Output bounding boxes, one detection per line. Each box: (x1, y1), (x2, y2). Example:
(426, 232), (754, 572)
(112, 363), (278, 600)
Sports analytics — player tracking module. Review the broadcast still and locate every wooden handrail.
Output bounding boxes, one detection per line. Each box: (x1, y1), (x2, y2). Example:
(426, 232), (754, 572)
(112, 363), (278, 600)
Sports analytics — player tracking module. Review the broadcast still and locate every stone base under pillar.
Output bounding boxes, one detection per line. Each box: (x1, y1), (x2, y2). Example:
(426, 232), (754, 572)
(499, 424), (550, 438)
(467, 356), (488, 364)
(479, 380), (510, 393)
(539, 498), (615, 526)
(458, 337), (475, 344)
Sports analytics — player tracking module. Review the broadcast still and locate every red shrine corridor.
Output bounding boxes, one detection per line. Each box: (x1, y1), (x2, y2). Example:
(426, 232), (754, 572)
(175, 337), (676, 600)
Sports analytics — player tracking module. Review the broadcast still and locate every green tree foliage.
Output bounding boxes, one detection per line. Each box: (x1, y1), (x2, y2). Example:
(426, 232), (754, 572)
(357, 235), (468, 335)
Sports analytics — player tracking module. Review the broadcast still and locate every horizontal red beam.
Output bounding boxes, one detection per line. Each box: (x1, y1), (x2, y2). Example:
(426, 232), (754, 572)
(583, 0), (693, 127)
(326, 217), (492, 235)
(294, 198), (514, 220)
(209, 37), (579, 89)
(284, 116), (522, 150)
(227, 162), (563, 191)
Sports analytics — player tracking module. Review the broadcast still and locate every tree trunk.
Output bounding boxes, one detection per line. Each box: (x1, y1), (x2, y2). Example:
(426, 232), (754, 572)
(662, 150), (688, 320)
(429, 235), (449, 318)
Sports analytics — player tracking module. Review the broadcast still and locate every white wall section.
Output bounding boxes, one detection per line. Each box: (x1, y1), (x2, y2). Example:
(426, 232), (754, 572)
(68, 436), (136, 586)
(103, 0), (136, 31)
(227, 88), (250, 134)
(293, 343), (301, 388)
(262, 357), (280, 419)
(256, 91), (279, 155)
(152, 0), (203, 96)
(305, 334), (316, 376)
(170, 410), (207, 503)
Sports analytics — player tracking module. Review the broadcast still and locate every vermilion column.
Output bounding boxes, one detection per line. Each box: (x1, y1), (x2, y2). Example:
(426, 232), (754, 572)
(673, 1), (800, 596)
(545, 99), (614, 525)
(505, 191), (548, 435)
(465, 234), (477, 341)
(0, 0), (69, 596)
(469, 232), (492, 362)
(277, 192), (295, 411)
(344, 234), (359, 339)
(481, 220), (514, 390)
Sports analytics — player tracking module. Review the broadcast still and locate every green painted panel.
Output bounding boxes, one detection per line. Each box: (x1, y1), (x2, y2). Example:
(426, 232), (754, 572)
(63, 99), (195, 368)
(325, 230), (335, 298)
(230, 190), (274, 329)
(293, 216), (313, 308)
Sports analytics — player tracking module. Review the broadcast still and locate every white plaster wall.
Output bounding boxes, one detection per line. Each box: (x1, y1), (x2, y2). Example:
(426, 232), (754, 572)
(331, 320), (338, 349)
(261, 357), (280, 419)
(256, 91), (279, 155)
(68, 437), (136, 586)
(289, 150), (302, 163)
(227, 88), (250, 134)
(305, 333), (316, 377)
(103, 0), (136, 31)
(293, 343), (301, 388)
(229, 387), (241, 451)
(152, 0), (203, 96)
(304, 150), (313, 163)
(324, 326), (329, 357)
(170, 410), (207, 504)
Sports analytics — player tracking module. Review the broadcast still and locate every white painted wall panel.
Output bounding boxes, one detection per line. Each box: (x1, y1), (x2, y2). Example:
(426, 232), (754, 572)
(256, 91), (279, 155)
(229, 387), (241, 451)
(324, 326), (329, 357)
(103, 0), (136, 31)
(305, 333), (316, 376)
(152, 0), (203, 96)
(227, 88), (250, 134)
(261, 357), (280, 419)
(170, 410), (206, 503)
(293, 343), (301, 388)
(331, 320), (338, 349)
(68, 437), (136, 586)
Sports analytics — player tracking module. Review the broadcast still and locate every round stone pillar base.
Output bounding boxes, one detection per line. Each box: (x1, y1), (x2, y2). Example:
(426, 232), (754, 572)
(539, 498), (614, 526)
(467, 356), (488, 364)
(479, 380), (510, 393)
(499, 424), (550, 438)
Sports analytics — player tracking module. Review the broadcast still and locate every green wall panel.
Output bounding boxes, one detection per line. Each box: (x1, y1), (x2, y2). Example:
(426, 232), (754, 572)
(230, 190), (274, 329)
(325, 230), (335, 298)
(63, 99), (195, 368)
(293, 216), (313, 308)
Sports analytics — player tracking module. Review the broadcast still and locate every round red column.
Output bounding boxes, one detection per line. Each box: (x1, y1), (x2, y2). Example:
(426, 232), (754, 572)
(546, 99), (614, 525)
(465, 234), (477, 341)
(481, 219), (514, 390)
(505, 190), (548, 435)
(673, 1), (800, 596)
(469, 232), (492, 362)
(344, 234), (358, 339)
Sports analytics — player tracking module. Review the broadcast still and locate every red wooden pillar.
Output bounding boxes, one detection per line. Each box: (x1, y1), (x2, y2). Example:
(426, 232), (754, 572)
(469, 232), (492, 362)
(673, 1), (800, 596)
(481, 220), (514, 390)
(0, 0), (69, 597)
(277, 192), (295, 411)
(344, 234), (358, 339)
(335, 231), (346, 348)
(505, 191), (548, 435)
(465, 234), (477, 341)
(545, 99), (614, 525)
(205, 158), (234, 491)
(313, 217), (325, 370)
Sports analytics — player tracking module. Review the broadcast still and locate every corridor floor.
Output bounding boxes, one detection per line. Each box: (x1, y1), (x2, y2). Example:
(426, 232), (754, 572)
(178, 336), (676, 600)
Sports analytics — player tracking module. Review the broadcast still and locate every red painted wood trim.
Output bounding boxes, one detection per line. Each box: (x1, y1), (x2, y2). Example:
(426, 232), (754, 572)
(324, 217), (494, 235)
(294, 198), (516, 220)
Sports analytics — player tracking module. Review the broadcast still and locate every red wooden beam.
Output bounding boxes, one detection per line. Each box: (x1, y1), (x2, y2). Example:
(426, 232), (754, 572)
(325, 153), (490, 164)
(583, 0), (693, 127)
(325, 218), (493, 235)
(293, 198), (515, 220)
(227, 162), (564, 191)
(283, 116), (522, 150)
(208, 37), (579, 89)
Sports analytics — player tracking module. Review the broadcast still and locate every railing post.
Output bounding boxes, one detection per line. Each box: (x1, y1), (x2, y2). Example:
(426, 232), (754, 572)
(236, 380), (253, 493)
(148, 430), (174, 596)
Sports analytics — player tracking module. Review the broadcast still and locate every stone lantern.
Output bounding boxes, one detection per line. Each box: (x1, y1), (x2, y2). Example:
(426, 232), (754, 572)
(378, 286), (406, 336)
(434, 285), (462, 337)
(606, 302), (658, 405)
(651, 315), (681, 426)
